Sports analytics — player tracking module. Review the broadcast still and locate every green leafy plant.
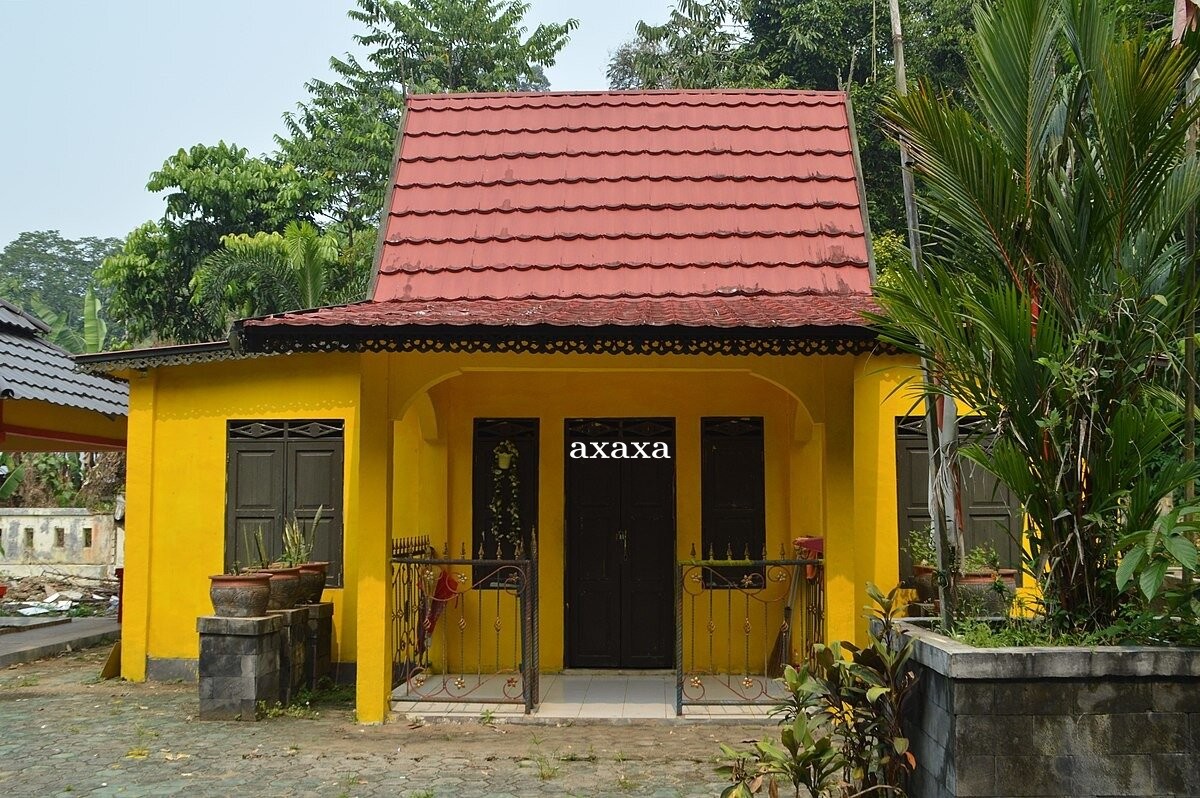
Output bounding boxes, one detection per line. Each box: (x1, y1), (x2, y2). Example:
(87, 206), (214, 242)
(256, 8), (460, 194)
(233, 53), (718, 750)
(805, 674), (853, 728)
(243, 525), (271, 571)
(873, 0), (1200, 631)
(960, 543), (1000, 575)
(719, 584), (914, 797)
(486, 440), (522, 551)
(281, 505), (324, 567)
(906, 525), (936, 568)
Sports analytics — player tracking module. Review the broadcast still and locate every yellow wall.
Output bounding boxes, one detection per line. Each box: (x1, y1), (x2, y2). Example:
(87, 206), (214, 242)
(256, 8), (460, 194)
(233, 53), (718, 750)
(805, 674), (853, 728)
(122, 347), (935, 721)
(120, 354), (362, 681)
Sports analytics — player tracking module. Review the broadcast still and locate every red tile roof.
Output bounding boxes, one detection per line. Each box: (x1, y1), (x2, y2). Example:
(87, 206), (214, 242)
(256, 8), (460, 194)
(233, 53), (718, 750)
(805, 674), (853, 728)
(247, 90), (875, 332)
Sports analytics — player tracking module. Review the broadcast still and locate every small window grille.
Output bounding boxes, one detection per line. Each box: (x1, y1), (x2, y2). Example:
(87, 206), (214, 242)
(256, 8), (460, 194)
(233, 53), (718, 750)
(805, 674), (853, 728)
(83, 528), (93, 548)
(23, 527), (33, 549)
(54, 528), (65, 548)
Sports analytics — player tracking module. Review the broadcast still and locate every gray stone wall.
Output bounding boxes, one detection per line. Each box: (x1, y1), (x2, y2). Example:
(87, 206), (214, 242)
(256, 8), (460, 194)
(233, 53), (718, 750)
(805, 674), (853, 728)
(900, 623), (1200, 798)
(0, 508), (122, 578)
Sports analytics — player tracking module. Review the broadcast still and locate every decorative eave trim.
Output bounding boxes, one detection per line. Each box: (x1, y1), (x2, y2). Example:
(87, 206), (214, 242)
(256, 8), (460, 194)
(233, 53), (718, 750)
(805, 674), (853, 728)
(74, 341), (266, 374)
(238, 323), (893, 358)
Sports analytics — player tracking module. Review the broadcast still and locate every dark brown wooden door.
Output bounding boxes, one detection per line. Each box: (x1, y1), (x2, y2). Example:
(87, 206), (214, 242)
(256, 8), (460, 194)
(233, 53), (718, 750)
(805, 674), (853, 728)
(895, 418), (1022, 584)
(565, 418), (675, 668)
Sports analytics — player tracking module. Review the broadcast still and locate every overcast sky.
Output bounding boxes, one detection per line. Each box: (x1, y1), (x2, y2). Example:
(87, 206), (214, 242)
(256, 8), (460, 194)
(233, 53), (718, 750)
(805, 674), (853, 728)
(0, 0), (675, 248)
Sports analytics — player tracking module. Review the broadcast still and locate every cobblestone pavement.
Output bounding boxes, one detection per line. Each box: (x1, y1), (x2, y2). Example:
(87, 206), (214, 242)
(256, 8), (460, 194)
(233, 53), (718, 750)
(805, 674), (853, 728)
(0, 646), (767, 797)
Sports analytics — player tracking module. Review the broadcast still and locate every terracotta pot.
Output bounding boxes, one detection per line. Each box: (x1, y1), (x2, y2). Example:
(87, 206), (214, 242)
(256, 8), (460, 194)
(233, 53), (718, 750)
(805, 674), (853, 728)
(956, 570), (1016, 616)
(209, 573), (271, 618)
(297, 561), (329, 604)
(258, 567), (303, 611)
(912, 564), (937, 602)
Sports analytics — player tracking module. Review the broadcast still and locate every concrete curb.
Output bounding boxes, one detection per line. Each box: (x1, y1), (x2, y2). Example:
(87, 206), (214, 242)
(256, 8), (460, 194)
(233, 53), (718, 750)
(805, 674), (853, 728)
(0, 619), (120, 668)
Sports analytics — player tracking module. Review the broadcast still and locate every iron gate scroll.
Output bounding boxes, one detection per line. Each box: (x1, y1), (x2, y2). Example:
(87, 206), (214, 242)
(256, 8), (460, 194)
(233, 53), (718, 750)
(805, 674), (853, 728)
(391, 536), (539, 714)
(675, 554), (825, 714)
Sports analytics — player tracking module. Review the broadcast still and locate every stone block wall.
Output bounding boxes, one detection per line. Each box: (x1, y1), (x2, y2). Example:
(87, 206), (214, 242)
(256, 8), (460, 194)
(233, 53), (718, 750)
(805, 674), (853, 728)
(900, 623), (1200, 798)
(197, 615), (282, 720)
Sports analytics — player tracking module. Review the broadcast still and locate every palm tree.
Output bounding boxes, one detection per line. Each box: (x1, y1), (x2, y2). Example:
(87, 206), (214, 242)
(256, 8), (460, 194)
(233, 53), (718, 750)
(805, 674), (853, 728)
(873, 0), (1200, 630)
(191, 221), (369, 329)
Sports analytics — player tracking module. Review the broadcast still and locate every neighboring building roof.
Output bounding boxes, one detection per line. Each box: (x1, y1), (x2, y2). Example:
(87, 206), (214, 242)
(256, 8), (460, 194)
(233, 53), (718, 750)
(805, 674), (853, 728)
(0, 299), (128, 417)
(242, 90), (875, 340)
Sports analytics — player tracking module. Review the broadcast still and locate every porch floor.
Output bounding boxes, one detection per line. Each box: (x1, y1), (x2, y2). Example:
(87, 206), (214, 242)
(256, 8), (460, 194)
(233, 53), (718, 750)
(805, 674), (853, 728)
(391, 672), (775, 722)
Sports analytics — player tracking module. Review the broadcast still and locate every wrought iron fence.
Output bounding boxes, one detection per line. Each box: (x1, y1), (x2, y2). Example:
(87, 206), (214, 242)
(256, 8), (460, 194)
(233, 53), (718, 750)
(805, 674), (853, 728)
(391, 535), (539, 714)
(675, 553), (824, 715)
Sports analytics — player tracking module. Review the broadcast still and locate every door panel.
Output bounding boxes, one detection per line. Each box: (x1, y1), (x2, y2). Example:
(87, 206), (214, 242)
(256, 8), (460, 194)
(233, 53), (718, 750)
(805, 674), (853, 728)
(567, 455), (623, 666)
(621, 449), (674, 668)
(566, 419), (675, 668)
(226, 443), (284, 570)
(895, 423), (1022, 583)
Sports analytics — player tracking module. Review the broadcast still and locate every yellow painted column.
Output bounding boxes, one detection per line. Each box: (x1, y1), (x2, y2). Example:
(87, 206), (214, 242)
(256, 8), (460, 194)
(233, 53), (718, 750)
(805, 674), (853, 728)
(120, 372), (156, 681)
(353, 353), (394, 723)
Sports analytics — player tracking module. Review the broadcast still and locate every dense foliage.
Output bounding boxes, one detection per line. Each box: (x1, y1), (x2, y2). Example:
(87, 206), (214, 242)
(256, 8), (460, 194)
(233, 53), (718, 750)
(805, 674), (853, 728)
(94, 0), (576, 345)
(611, 0), (1172, 262)
(0, 231), (121, 336)
(873, 0), (1200, 631)
(720, 585), (915, 797)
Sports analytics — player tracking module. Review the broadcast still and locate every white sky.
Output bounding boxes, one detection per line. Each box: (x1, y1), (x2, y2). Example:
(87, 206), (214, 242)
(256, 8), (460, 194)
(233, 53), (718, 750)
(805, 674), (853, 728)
(0, 0), (676, 247)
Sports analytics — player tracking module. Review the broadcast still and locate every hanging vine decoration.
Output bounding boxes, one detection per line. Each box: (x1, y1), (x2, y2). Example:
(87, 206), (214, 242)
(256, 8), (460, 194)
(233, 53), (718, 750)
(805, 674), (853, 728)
(486, 439), (522, 551)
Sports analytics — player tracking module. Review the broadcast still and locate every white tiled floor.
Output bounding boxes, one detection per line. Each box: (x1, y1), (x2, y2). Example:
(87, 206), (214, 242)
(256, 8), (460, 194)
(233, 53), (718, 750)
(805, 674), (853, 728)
(391, 672), (775, 721)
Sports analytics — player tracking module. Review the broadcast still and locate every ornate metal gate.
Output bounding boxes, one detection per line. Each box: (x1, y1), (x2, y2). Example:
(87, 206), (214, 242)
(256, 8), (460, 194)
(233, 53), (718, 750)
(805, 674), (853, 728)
(391, 536), (539, 714)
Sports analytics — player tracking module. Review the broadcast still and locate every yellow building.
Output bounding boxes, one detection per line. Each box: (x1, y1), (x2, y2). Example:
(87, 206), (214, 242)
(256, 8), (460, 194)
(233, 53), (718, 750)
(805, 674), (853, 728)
(79, 91), (1016, 723)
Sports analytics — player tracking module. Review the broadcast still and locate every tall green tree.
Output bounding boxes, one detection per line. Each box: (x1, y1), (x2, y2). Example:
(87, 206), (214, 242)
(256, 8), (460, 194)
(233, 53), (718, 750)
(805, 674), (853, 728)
(873, 0), (1200, 630)
(31, 286), (108, 354)
(277, 0), (578, 267)
(608, 0), (771, 89)
(611, 0), (1171, 244)
(0, 230), (120, 324)
(98, 143), (321, 343)
(192, 222), (367, 330)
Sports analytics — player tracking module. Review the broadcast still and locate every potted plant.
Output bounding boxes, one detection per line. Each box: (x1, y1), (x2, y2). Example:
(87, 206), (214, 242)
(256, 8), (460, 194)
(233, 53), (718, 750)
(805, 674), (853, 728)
(209, 563), (271, 618)
(282, 506), (327, 604)
(245, 526), (302, 611)
(907, 525), (938, 602)
(956, 542), (1016, 616)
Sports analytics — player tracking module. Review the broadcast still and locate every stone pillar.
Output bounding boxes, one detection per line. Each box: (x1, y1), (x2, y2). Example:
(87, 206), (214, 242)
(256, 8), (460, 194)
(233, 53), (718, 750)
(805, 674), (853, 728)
(270, 606), (310, 706)
(305, 602), (334, 690)
(197, 615), (282, 720)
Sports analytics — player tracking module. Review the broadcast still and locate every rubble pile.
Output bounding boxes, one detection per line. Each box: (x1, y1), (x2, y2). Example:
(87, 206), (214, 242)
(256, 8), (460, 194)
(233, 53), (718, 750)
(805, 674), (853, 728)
(0, 572), (119, 617)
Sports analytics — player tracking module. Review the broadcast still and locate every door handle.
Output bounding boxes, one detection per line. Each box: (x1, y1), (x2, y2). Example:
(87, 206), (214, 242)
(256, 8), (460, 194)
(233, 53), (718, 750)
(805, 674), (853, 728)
(617, 529), (628, 560)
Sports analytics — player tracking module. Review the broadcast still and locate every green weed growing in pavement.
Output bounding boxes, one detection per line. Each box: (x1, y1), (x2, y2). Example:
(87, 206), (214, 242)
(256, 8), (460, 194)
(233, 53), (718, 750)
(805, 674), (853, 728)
(558, 746), (598, 762)
(257, 700), (319, 720)
(478, 707), (496, 726)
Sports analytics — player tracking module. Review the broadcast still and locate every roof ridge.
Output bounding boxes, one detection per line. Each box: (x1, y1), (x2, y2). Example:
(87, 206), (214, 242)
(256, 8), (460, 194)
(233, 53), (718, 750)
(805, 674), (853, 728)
(366, 286), (872, 303)
(394, 173), (856, 190)
(389, 198), (861, 218)
(386, 228), (865, 247)
(378, 258), (869, 276)
(363, 289), (876, 305)
(406, 122), (849, 138)
(400, 145), (850, 165)
(407, 89), (846, 100)
(407, 95), (847, 112)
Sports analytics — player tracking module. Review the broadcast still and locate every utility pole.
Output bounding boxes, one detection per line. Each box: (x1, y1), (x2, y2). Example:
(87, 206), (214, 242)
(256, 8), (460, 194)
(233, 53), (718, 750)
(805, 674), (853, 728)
(888, 0), (956, 628)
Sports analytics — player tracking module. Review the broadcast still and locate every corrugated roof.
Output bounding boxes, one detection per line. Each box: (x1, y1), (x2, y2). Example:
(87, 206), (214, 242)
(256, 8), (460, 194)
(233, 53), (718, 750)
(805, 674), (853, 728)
(0, 301), (128, 417)
(0, 298), (50, 335)
(244, 90), (874, 334)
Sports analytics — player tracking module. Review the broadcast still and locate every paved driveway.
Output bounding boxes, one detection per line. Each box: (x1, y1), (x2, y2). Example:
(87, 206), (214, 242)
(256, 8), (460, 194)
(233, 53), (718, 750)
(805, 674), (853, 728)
(0, 646), (763, 797)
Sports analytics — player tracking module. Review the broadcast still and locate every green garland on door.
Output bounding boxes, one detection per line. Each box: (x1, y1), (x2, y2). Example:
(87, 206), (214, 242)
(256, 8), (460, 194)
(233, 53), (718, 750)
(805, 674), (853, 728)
(486, 440), (522, 550)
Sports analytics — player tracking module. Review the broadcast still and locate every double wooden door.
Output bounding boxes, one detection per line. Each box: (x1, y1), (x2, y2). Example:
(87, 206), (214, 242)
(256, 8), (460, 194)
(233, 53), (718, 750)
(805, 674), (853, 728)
(565, 418), (675, 668)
